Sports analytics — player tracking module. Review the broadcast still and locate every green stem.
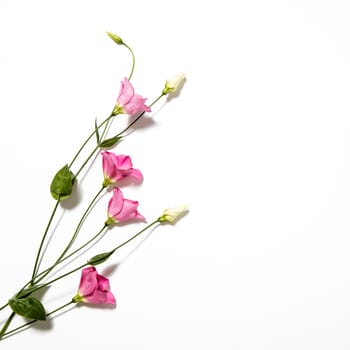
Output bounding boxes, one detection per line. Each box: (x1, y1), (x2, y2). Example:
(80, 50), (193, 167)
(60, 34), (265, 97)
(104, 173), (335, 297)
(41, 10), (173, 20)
(34, 224), (107, 285)
(38, 263), (88, 293)
(117, 93), (165, 137)
(2, 218), (159, 331)
(0, 306), (7, 312)
(0, 301), (74, 340)
(34, 187), (105, 285)
(110, 220), (159, 254)
(68, 114), (114, 169)
(0, 312), (15, 339)
(30, 200), (60, 284)
(29, 219), (160, 296)
(123, 43), (135, 80)
(59, 186), (105, 258)
(75, 145), (99, 178)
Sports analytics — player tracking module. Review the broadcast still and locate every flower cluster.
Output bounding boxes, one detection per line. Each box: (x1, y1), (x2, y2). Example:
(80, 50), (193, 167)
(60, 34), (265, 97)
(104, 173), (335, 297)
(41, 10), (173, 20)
(0, 32), (187, 341)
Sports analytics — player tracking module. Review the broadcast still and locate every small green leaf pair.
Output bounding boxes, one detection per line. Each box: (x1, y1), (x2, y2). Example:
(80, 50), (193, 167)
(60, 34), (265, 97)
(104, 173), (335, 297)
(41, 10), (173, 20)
(95, 118), (122, 149)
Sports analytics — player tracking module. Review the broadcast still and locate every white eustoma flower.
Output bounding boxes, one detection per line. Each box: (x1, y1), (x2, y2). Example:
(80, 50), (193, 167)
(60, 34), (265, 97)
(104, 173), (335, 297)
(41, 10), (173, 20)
(159, 205), (189, 224)
(162, 73), (185, 95)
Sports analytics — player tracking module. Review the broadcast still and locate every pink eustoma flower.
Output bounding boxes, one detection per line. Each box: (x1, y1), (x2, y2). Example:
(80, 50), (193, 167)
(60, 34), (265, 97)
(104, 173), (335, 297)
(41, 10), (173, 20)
(105, 187), (145, 226)
(113, 77), (151, 115)
(73, 266), (116, 305)
(102, 151), (143, 187)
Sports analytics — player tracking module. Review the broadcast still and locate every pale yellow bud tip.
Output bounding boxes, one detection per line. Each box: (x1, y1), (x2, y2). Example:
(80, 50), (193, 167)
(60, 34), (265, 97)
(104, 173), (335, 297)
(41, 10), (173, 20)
(162, 72), (185, 95)
(158, 205), (189, 224)
(106, 31), (124, 45)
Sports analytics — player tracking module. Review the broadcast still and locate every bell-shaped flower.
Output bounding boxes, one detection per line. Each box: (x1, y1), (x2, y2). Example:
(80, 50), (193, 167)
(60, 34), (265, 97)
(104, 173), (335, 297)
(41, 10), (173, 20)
(105, 188), (145, 226)
(112, 78), (151, 115)
(72, 267), (116, 305)
(162, 73), (185, 95)
(158, 205), (188, 224)
(102, 151), (143, 187)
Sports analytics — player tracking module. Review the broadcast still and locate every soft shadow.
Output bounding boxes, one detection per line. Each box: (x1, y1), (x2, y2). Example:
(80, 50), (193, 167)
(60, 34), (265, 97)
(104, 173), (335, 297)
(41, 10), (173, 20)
(31, 303), (75, 332)
(60, 180), (81, 210)
(76, 302), (116, 310)
(117, 225), (158, 266)
(101, 263), (119, 277)
(127, 114), (156, 131)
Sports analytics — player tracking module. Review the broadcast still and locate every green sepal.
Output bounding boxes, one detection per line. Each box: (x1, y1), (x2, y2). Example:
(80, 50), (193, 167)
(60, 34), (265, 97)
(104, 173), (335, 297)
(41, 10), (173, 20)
(9, 297), (46, 320)
(88, 251), (113, 266)
(106, 31), (123, 45)
(99, 135), (122, 149)
(50, 165), (76, 201)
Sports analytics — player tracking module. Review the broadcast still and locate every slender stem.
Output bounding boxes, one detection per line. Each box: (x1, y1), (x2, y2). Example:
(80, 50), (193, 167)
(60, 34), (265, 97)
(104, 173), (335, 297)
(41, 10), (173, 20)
(30, 200), (60, 284)
(68, 114), (113, 169)
(0, 312), (15, 339)
(38, 263), (88, 293)
(34, 224), (107, 285)
(75, 145), (99, 178)
(0, 303), (8, 312)
(117, 93), (165, 137)
(1, 301), (74, 340)
(29, 220), (160, 296)
(33, 187), (105, 285)
(111, 220), (159, 254)
(73, 92), (166, 178)
(59, 187), (105, 258)
(123, 43), (135, 80)
(0, 221), (159, 340)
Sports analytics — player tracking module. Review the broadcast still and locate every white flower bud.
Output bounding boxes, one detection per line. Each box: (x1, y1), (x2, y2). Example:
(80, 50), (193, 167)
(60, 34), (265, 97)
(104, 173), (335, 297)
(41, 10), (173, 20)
(159, 205), (188, 224)
(162, 73), (185, 95)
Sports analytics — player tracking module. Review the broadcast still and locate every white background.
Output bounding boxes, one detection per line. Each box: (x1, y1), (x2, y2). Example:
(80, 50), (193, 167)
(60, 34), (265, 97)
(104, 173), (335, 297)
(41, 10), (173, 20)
(1, 0), (350, 349)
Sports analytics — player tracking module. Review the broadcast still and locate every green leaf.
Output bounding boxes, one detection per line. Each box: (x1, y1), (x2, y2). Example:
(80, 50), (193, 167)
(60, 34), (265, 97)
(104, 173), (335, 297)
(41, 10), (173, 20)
(50, 164), (75, 201)
(15, 286), (41, 299)
(9, 297), (46, 320)
(95, 118), (100, 145)
(88, 251), (113, 266)
(99, 135), (122, 149)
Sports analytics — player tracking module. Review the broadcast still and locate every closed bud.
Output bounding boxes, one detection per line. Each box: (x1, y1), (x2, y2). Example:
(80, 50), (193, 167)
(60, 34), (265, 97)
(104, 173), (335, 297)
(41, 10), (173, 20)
(158, 205), (188, 224)
(162, 73), (185, 95)
(106, 31), (124, 45)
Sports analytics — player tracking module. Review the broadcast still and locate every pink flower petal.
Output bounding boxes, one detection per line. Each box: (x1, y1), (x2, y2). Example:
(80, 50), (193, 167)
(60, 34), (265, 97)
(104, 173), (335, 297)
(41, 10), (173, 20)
(115, 198), (145, 222)
(114, 78), (151, 115)
(102, 152), (143, 186)
(123, 94), (151, 115)
(116, 78), (134, 107)
(85, 290), (116, 305)
(107, 188), (124, 218)
(78, 267), (98, 297)
(76, 267), (116, 306)
(117, 155), (133, 170)
(129, 168), (143, 181)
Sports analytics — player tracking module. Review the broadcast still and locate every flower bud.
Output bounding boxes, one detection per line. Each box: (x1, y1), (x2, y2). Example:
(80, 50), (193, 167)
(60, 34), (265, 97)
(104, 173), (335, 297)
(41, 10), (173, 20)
(162, 73), (185, 95)
(158, 205), (188, 224)
(106, 31), (124, 45)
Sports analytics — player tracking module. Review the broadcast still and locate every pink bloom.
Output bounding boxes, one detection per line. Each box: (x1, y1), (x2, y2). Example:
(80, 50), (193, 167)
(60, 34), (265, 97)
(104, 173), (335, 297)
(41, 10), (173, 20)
(113, 78), (151, 115)
(106, 188), (145, 226)
(102, 151), (143, 187)
(73, 267), (116, 305)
